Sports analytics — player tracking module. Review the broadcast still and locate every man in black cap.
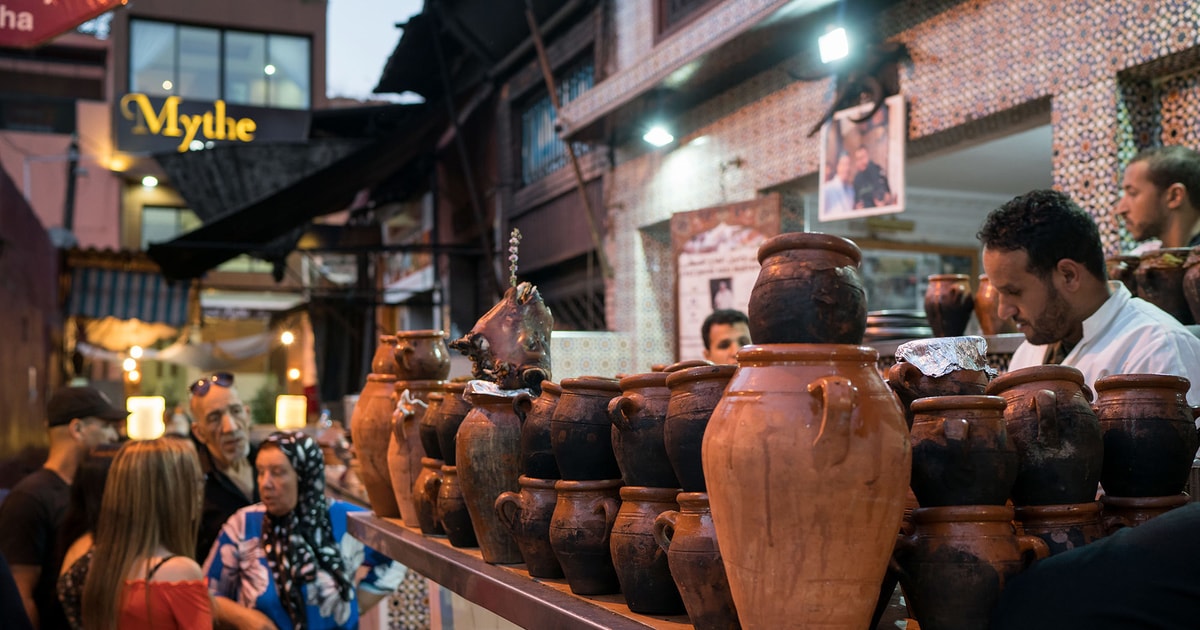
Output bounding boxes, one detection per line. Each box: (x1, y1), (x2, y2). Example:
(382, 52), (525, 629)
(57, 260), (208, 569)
(0, 385), (125, 629)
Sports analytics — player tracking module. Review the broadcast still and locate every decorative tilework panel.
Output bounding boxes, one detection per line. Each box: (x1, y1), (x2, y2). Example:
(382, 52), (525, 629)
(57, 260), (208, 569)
(1159, 70), (1200, 149)
(552, 331), (636, 379)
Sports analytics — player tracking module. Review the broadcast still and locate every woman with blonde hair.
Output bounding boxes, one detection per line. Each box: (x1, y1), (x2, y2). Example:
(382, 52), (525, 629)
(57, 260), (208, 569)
(80, 438), (212, 630)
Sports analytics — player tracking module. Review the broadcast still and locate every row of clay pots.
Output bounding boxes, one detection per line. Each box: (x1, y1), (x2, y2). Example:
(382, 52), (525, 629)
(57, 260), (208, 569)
(925, 273), (1023, 338)
(1110, 247), (1200, 325)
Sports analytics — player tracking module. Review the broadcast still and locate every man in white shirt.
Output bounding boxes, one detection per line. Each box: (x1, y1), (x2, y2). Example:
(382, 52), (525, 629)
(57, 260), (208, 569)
(977, 189), (1200, 406)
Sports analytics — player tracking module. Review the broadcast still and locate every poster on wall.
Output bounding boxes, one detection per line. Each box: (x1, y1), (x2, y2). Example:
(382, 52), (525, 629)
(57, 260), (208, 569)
(671, 195), (780, 362)
(818, 94), (906, 221)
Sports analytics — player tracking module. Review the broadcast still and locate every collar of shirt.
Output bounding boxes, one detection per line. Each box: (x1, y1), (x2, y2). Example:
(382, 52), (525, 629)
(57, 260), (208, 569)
(1074, 282), (1130, 358)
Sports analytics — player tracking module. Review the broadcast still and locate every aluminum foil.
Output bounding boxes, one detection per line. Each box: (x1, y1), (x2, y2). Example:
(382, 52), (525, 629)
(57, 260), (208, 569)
(463, 379), (530, 399)
(895, 336), (996, 379)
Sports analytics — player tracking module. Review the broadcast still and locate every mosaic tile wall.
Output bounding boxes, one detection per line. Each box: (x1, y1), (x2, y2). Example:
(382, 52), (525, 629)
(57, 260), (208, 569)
(551, 331), (637, 379)
(589, 0), (1200, 366)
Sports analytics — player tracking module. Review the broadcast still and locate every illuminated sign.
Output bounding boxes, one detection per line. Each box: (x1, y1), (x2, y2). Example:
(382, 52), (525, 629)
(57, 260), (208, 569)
(114, 94), (310, 154)
(0, 0), (125, 50)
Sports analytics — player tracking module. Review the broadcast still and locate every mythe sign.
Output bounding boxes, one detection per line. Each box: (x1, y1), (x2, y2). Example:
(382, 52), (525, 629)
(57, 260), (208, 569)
(115, 94), (310, 153)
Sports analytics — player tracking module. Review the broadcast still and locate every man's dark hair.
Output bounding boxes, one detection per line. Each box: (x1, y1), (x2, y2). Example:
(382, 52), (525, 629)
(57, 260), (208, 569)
(1132, 145), (1200, 209)
(701, 309), (749, 350)
(977, 189), (1106, 279)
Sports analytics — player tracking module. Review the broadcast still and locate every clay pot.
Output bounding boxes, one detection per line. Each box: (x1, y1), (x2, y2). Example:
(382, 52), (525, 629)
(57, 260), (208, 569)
(893, 505), (1049, 630)
(974, 274), (1017, 335)
(432, 382), (469, 467)
(513, 381), (561, 479)
(909, 395), (1018, 507)
(1013, 502), (1105, 556)
(393, 329), (452, 380)
(388, 379), (443, 528)
(665, 364), (736, 493)
(663, 359), (713, 372)
(551, 377), (622, 480)
(371, 334), (399, 374)
(1101, 493), (1189, 530)
(702, 344), (910, 629)
(549, 479), (623, 595)
(985, 365), (1104, 506)
(419, 391), (445, 461)
(413, 457), (445, 536)
(1184, 247), (1200, 323)
(495, 476), (563, 578)
(1136, 248), (1194, 325)
(886, 361), (991, 429)
(746, 232), (867, 344)
(1106, 255), (1141, 295)
(653, 493), (740, 630)
(611, 486), (684, 615)
(457, 389), (523, 564)
(610, 373), (679, 488)
(1094, 374), (1198, 497)
(924, 274), (975, 338)
(437, 465), (477, 548)
(350, 358), (400, 518)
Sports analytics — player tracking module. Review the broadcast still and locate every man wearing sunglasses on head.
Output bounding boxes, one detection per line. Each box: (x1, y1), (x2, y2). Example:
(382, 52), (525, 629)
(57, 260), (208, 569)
(189, 372), (259, 562)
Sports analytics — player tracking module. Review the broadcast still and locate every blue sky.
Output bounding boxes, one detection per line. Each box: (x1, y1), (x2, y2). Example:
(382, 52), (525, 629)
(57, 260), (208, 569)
(327, 0), (424, 101)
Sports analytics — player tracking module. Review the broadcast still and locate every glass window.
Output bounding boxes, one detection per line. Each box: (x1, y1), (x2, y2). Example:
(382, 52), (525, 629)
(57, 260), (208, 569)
(130, 20), (176, 96)
(177, 26), (220, 101)
(268, 34), (310, 109)
(141, 206), (201, 249)
(224, 31), (268, 107)
(520, 60), (593, 185)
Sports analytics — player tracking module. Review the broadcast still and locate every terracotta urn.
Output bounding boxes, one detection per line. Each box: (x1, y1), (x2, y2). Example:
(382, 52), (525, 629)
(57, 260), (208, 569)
(388, 379), (442, 528)
(610, 486), (684, 615)
(432, 382), (469, 467)
(985, 365), (1104, 506)
(909, 395), (1018, 507)
(1135, 247), (1194, 325)
(394, 329), (452, 380)
(1013, 501), (1105, 556)
(1183, 246), (1200, 323)
(653, 493), (741, 630)
(419, 391), (446, 461)
(457, 388), (523, 564)
(371, 334), (399, 373)
(1106, 254), (1141, 295)
(702, 344), (910, 629)
(974, 274), (1017, 335)
(349, 335), (401, 517)
(413, 457), (445, 536)
(549, 479), (623, 595)
(893, 505), (1049, 630)
(513, 381), (561, 479)
(551, 377), (622, 480)
(886, 361), (990, 429)
(495, 476), (563, 578)
(1094, 374), (1198, 497)
(1101, 493), (1190, 531)
(610, 372), (679, 488)
(924, 274), (975, 338)
(746, 232), (867, 344)
(664, 364), (736, 493)
(437, 465), (477, 548)
(663, 359), (713, 372)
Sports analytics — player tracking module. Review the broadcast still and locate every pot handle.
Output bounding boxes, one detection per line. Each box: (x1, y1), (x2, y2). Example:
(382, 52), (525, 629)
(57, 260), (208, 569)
(652, 510), (679, 553)
(1032, 389), (1059, 448)
(513, 392), (533, 424)
(608, 393), (643, 432)
(888, 532), (915, 585)
(1017, 534), (1051, 568)
(595, 497), (621, 545)
(495, 491), (522, 534)
(397, 343), (416, 373)
(1102, 513), (1131, 536)
(809, 376), (859, 469)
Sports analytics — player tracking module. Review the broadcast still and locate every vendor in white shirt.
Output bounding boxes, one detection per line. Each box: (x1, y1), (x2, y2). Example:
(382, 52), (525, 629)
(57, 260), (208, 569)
(977, 189), (1200, 407)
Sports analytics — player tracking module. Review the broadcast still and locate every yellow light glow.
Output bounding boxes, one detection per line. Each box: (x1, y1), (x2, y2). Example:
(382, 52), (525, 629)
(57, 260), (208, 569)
(126, 396), (165, 440)
(127, 369), (141, 383)
(287, 368), (301, 381)
(280, 330), (295, 345)
(141, 175), (158, 188)
(130, 345), (143, 359)
(162, 80), (173, 90)
(275, 395), (307, 429)
(122, 357), (137, 372)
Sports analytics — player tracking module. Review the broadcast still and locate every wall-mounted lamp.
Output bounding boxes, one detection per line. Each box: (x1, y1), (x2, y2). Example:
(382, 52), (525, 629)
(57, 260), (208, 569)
(130, 345), (143, 359)
(280, 330), (295, 345)
(276, 394), (307, 430)
(122, 357), (137, 372)
(127, 396), (165, 440)
(287, 368), (301, 381)
(819, 27), (850, 64)
(141, 175), (158, 188)
(643, 126), (674, 147)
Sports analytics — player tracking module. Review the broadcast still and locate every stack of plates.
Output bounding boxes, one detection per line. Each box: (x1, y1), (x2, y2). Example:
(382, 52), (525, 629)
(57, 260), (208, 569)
(864, 310), (933, 342)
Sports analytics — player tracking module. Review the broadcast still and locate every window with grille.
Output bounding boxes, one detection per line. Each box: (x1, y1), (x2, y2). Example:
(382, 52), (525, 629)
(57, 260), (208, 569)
(519, 60), (594, 186)
(657, 0), (721, 38)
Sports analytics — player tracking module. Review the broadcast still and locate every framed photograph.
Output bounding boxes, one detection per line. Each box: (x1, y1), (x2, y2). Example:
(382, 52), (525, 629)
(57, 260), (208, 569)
(818, 94), (906, 221)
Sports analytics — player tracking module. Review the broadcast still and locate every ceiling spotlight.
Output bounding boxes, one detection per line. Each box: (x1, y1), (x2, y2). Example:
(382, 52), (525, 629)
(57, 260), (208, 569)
(162, 80), (173, 90)
(141, 175), (158, 188)
(264, 64), (277, 76)
(643, 126), (674, 147)
(819, 27), (850, 64)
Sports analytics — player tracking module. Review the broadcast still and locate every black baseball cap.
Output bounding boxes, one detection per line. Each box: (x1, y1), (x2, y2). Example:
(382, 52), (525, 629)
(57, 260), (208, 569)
(47, 386), (129, 427)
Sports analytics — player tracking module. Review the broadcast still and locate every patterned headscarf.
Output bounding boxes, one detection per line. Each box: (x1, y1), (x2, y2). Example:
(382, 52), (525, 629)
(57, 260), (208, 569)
(260, 431), (352, 630)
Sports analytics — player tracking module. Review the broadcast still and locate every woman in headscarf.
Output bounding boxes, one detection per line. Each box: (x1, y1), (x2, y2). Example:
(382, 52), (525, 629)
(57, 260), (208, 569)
(204, 431), (401, 630)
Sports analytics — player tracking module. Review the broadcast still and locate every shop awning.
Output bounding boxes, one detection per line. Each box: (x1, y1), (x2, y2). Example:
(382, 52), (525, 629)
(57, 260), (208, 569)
(67, 266), (190, 326)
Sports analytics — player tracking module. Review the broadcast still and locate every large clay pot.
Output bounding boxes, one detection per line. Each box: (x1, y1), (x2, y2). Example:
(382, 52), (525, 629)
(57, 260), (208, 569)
(702, 344), (911, 629)
(746, 232), (867, 344)
(551, 377), (622, 480)
(432, 382), (469, 467)
(495, 476), (563, 578)
(924, 274), (975, 338)
(985, 365), (1104, 506)
(1013, 502), (1105, 556)
(372, 334), (399, 373)
(653, 493), (740, 630)
(1094, 373), (1199, 497)
(886, 361), (991, 429)
(393, 329), (452, 380)
(549, 479), (622, 595)
(1136, 247), (1194, 325)
(1106, 255), (1141, 295)
(437, 465), (477, 548)
(513, 381), (561, 479)
(388, 379), (443, 528)
(664, 364), (736, 493)
(893, 505), (1049, 630)
(457, 389), (522, 564)
(413, 457), (445, 536)
(1183, 246), (1200, 323)
(609, 373), (679, 488)
(1101, 493), (1189, 530)
(419, 391), (446, 461)
(611, 486), (684, 615)
(909, 395), (1018, 506)
(974, 274), (1017, 335)
(350, 337), (400, 517)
